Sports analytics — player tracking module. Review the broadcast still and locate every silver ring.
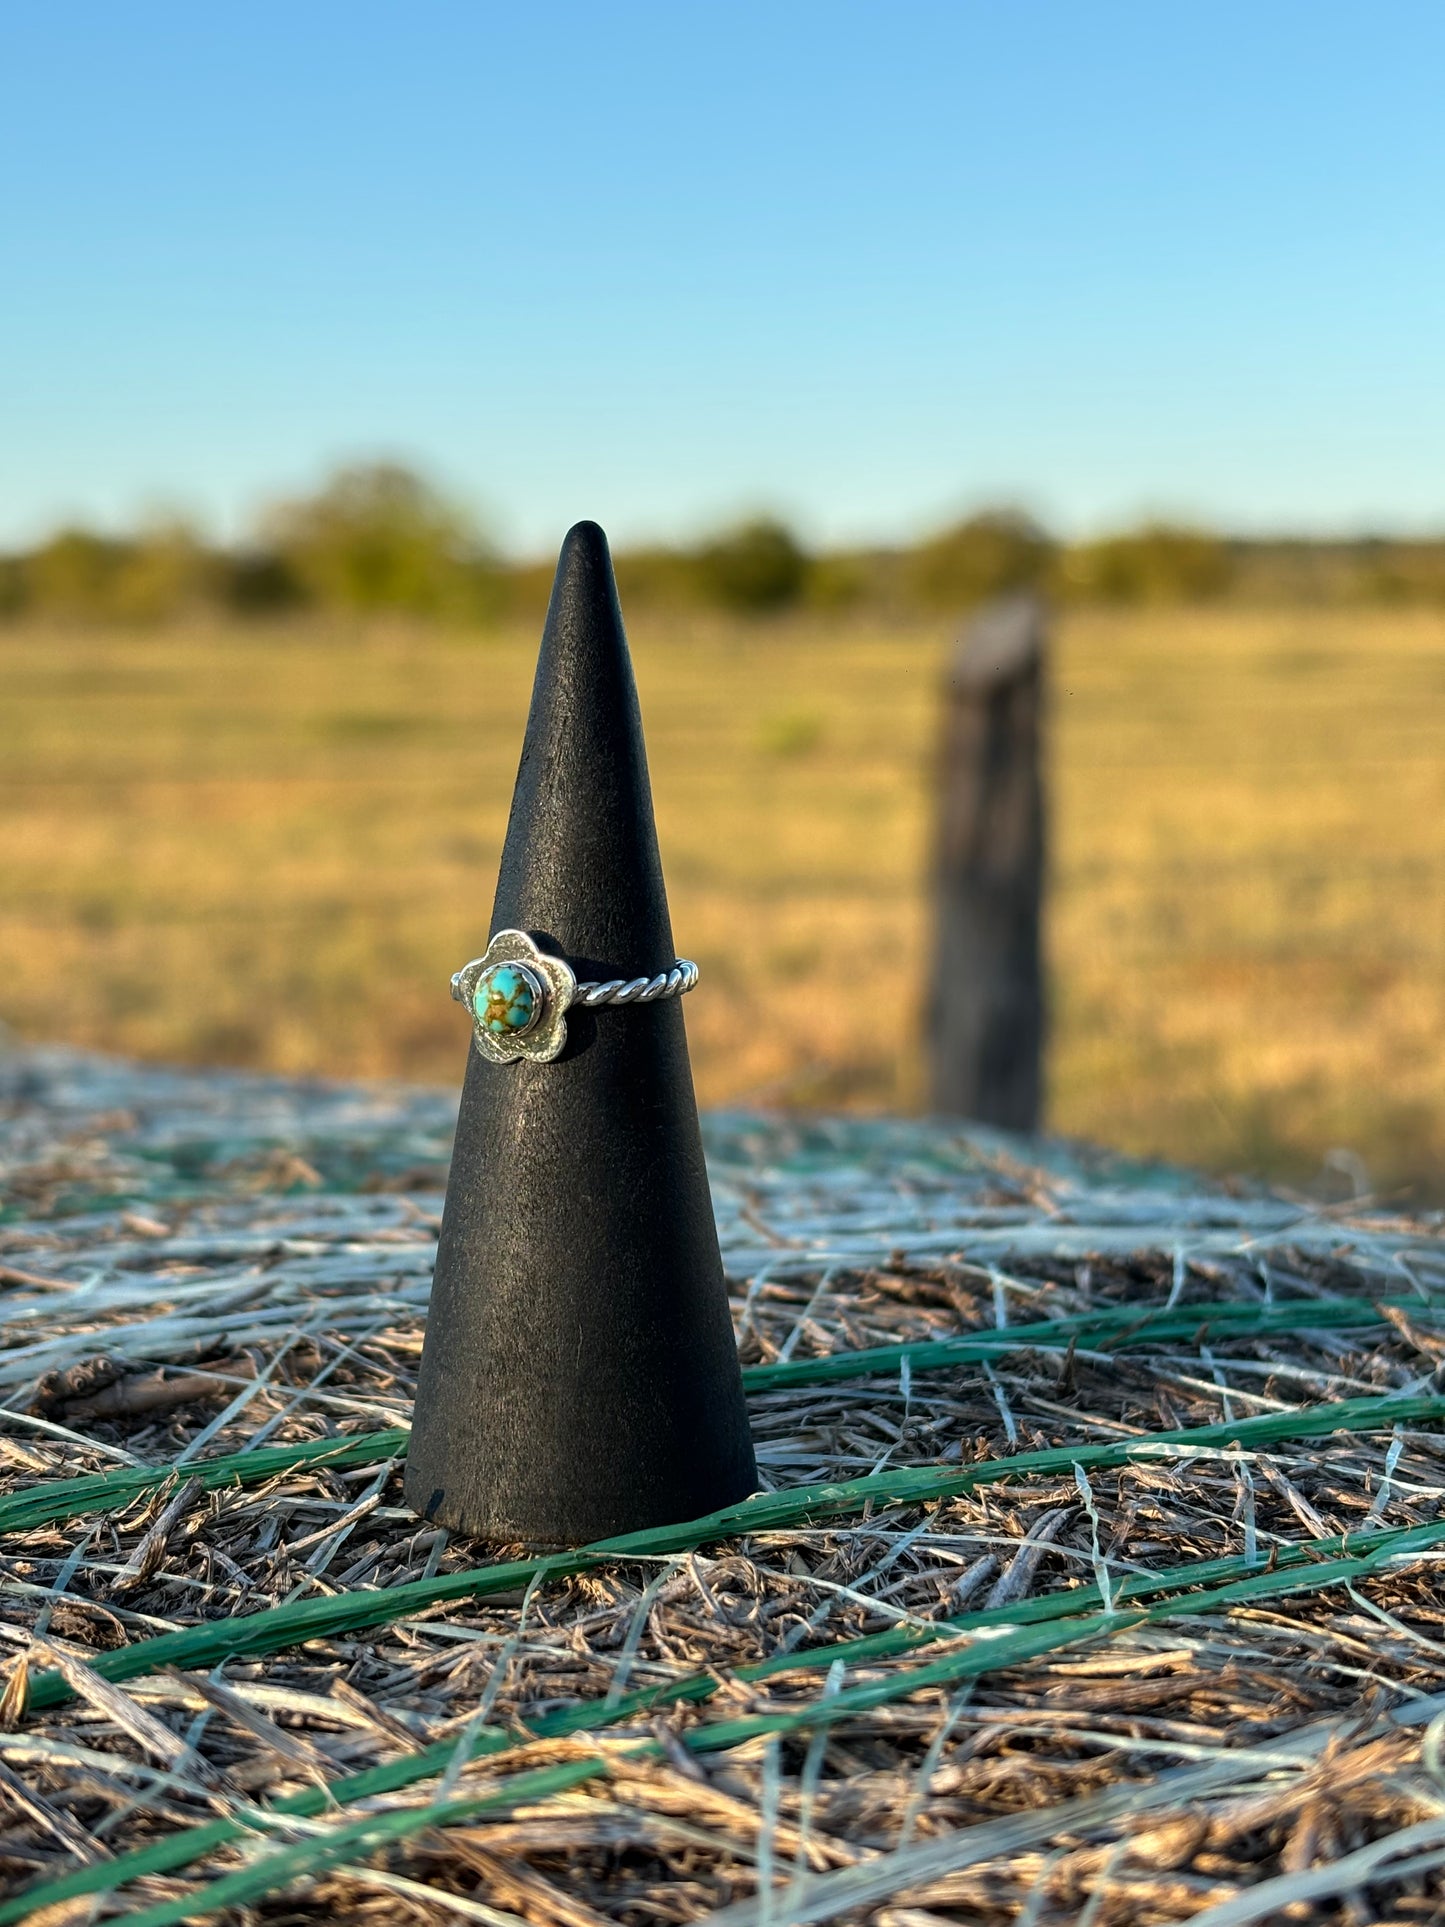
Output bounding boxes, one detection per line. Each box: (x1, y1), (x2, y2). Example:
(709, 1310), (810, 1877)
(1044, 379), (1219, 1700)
(450, 928), (699, 1065)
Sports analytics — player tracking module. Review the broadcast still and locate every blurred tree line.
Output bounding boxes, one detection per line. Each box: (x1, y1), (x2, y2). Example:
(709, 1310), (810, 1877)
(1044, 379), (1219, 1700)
(4, 462), (1445, 626)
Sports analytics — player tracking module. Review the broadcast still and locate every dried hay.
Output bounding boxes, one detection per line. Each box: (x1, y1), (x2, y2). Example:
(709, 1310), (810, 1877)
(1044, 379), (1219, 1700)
(2, 1045), (1445, 1924)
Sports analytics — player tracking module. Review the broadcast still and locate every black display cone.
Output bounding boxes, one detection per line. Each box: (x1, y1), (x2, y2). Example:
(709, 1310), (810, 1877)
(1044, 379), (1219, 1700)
(405, 522), (758, 1545)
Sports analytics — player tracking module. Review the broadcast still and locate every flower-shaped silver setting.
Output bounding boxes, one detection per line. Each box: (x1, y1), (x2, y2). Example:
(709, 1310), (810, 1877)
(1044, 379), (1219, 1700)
(450, 928), (577, 1066)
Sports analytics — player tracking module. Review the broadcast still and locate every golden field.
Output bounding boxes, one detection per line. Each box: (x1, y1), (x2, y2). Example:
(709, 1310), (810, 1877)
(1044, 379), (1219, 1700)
(1, 606), (1442, 1194)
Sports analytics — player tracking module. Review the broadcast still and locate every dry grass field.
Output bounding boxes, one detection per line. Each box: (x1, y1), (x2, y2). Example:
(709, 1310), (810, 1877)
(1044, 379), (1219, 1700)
(1, 605), (1442, 1194)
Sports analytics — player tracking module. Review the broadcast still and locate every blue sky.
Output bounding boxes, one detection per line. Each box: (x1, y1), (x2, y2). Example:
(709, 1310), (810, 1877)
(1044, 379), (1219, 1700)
(2, 4), (1442, 554)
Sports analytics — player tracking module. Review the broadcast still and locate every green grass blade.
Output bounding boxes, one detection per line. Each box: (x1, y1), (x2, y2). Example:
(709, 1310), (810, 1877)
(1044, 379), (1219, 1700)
(95, 1518), (1445, 1927)
(744, 1293), (1438, 1391)
(114, 1755), (615, 1927)
(10, 1511), (1445, 1927)
(0, 1428), (410, 1536)
(21, 1390), (1445, 1718)
(4, 1294), (1432, 1536)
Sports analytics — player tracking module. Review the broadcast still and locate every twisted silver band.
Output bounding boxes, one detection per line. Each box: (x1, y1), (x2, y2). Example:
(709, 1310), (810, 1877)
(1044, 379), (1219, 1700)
(571, 959), (699, 1007)
(450, 957), (698, 1009)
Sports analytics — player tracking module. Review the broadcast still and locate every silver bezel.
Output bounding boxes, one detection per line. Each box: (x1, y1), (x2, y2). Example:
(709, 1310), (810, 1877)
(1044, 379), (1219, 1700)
(453, 929), (577, 1065)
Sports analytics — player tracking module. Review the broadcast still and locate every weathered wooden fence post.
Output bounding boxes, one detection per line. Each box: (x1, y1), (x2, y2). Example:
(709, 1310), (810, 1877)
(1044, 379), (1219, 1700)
(927, 593), (1046, 1127)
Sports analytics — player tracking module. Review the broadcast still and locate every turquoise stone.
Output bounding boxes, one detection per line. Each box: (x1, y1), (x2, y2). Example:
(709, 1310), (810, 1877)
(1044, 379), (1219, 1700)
(474, 962), (540, 1038)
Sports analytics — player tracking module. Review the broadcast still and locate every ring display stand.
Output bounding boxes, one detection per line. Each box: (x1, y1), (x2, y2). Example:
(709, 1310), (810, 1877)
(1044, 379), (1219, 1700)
(404, 522), (758, 1545)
